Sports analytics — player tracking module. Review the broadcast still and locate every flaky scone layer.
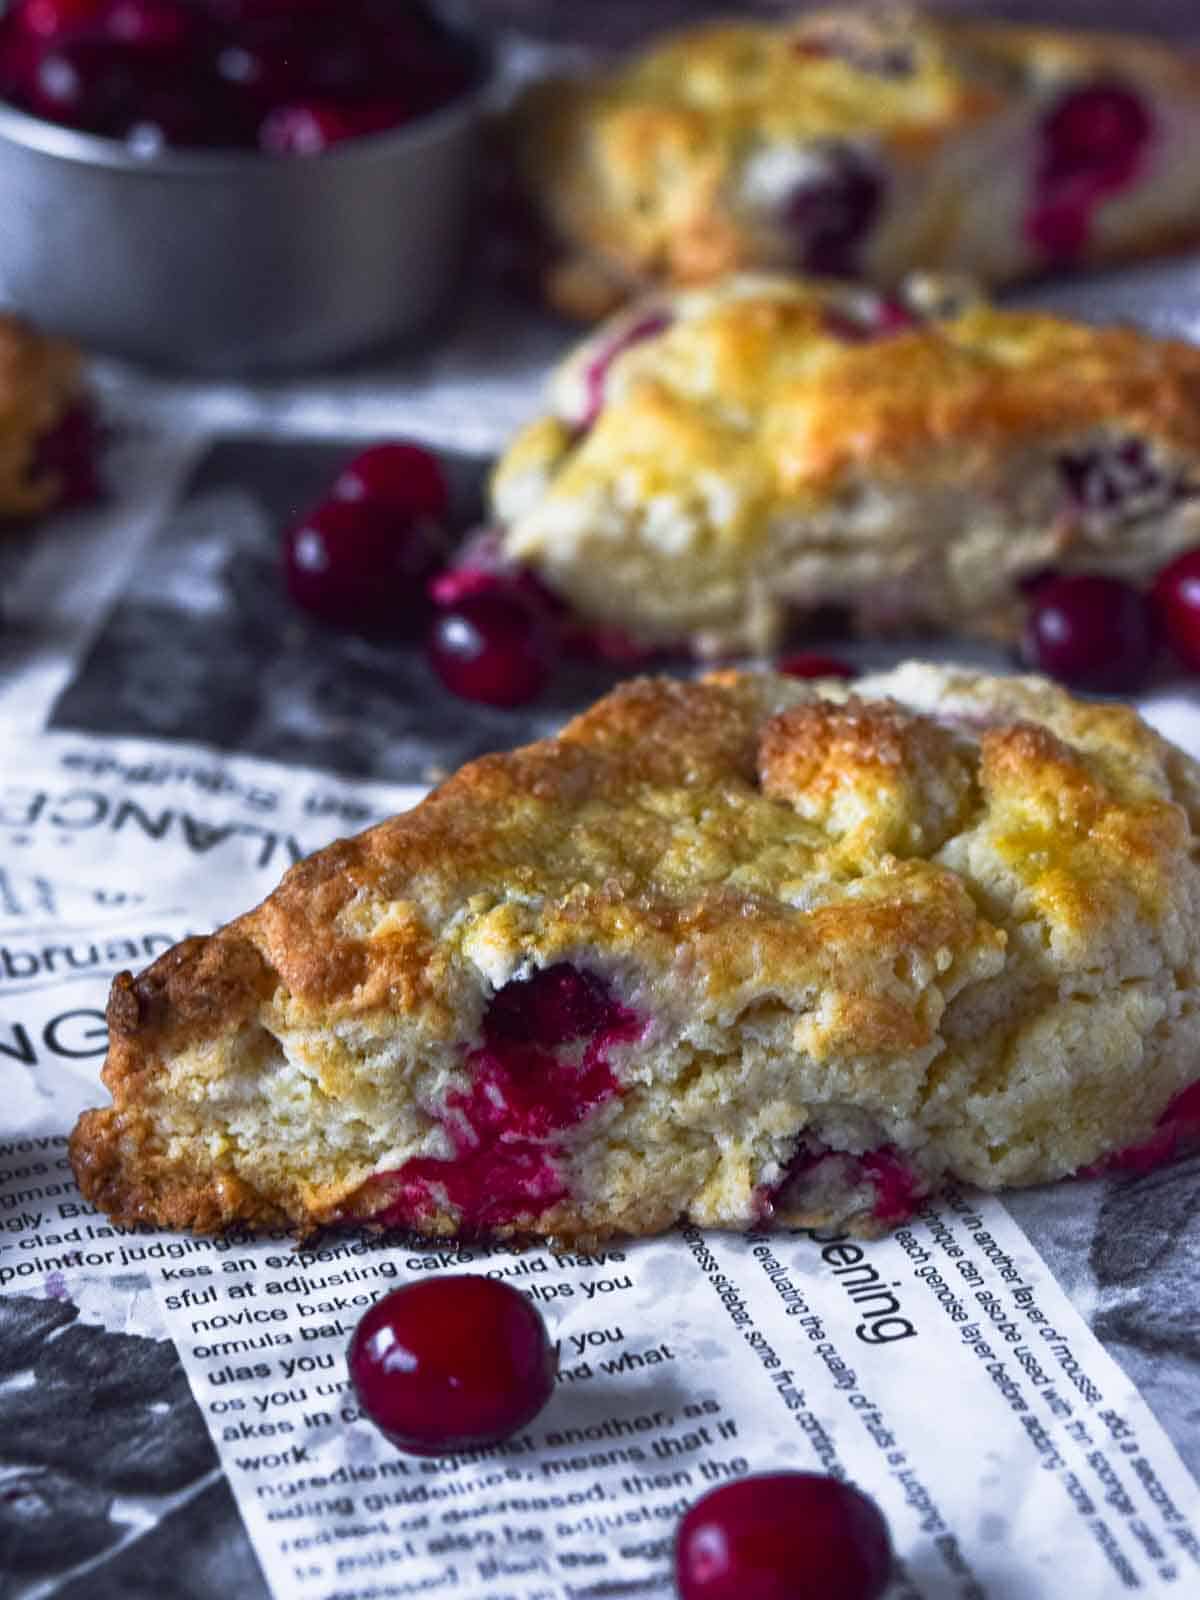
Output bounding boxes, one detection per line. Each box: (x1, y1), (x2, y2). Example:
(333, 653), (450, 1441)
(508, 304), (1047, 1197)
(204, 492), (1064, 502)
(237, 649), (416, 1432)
(493, 276), (1200, 654)
(515, 5), (1200, 317)
(0, 314), (85, 522)
(71, 665), (1200, 1243)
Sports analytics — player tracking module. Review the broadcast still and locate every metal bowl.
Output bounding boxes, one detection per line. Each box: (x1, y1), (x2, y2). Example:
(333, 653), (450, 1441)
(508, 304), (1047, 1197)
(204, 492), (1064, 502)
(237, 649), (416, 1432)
(0, 45), (491, 375)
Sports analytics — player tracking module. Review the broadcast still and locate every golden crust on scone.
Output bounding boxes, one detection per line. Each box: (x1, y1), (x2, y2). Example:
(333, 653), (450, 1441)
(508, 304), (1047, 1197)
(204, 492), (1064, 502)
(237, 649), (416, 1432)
(0, 314), (87, 523)
(514, 5), (1200, 316)
(71, 664), (1200, 1243)
(492, 275), (1200, 654)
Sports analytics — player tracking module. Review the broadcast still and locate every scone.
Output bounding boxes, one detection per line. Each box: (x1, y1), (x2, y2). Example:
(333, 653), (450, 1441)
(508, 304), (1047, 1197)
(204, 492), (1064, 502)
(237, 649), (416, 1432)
(0, 313), (98, 524)
(70, 664), (1200, 1243)
(491, 274), (1200, 655)
(515, 5), (1200, 318)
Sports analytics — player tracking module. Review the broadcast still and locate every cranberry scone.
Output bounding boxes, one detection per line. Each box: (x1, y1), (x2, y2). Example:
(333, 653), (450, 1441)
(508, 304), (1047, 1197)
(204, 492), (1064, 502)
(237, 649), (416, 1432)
(0, 313), (99, 524)
(514, 5), (1200, 318)
(71, 664), (1200, 1242)
(490, 274), (1200, 655)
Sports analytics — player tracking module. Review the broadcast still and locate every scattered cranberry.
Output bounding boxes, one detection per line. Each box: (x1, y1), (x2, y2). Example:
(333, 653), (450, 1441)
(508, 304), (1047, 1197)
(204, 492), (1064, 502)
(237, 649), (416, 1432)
(778, 652), (857, 679)
(348, 1276), (557, 1456)
(259, 99), (380, 154)
(782, 146), (882, 277)
(427, 588), (558, 707)
(332, 441), (448, 524)
(1153, 547), (1200, 671)
(102, 0), (196, 54)
(1082, 1079), (1200, 1177)
(27, 35), (138, 131)
(284, 494), (440, 630)
(1021, 574), (1154, 691)
(1027, 83), (1152, 261)
(9, 0), (104, 41)
(676, 1474), (892, 1600)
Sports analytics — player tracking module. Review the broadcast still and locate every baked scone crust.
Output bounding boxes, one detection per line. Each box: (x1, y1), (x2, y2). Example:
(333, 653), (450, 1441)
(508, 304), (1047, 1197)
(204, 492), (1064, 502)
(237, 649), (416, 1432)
(72, 664), (1200, 1243)
(492, 275), (1200, 654)
(515, 6), (1200, 316)
(0, 314), (86, 522)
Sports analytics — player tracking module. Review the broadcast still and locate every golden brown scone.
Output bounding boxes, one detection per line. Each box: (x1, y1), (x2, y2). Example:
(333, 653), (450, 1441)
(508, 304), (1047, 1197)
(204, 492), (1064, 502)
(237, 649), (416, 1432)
(515, 5), (1200, 317)
(71, 663), (1200, 1243)
(0, 314), (93, 524)
(491, 274), (1200, 655)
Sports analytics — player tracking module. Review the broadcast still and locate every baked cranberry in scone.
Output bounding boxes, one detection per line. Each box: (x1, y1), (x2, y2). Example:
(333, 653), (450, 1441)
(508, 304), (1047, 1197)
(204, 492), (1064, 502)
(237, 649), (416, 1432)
(512, 6), (1200, 317)
(491, 275), (1200, 657)
(70, 664), (1200, 1243)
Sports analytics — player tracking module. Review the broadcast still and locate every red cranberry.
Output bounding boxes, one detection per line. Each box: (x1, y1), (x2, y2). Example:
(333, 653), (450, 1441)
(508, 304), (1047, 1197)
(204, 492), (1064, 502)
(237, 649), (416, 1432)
(259, 100), (366, 155)
(783, 147), (882, 277)
(348, 1276), (557, 1456)
(26, 34), (141, 132)
(332, 441), (448, 523)
(676, 1474), (892, 1600)
(101, 0), (196, 53)
(579, 310), (673, 431)
(427, 589), (558, 707)
(822, 297), (917, 344)
(1153, 547), (1200, 671)
(1021, 574), (1154, 692)
(284, 495), (440, 630)
(1028, 83), (1152, 261)
(778, 652), (857, 679)
(9, 0), (104, 41)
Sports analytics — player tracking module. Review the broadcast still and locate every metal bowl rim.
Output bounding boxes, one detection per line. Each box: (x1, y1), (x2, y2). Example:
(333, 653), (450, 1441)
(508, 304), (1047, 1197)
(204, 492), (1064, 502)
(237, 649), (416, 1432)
(0, 37), (495, 177)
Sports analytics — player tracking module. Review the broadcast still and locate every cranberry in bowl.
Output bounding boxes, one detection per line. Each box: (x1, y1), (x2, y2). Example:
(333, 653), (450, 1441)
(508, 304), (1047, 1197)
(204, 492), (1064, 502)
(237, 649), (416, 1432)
(0, 0), (491, 372)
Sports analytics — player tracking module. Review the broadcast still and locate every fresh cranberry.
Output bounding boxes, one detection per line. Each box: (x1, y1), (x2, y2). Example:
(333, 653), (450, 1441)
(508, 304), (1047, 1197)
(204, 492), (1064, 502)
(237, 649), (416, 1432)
(1028, 83), (1152, 261)
(578, 310), (673, 431)
(101, 0), (196, 53)
(284, 495), (441, 630)
(259, 100), (366, 155)
(676, 1474), (892, 1600)
(213, 21), (309, 105)
(348, 1276), (557, 1456)
(783, 147), (882, 277)
(778, 652), (857, 679)
(1021, 574), (1154, 691)
(332, 441), (448, 523)
(26, 34), (141, 132)
(1153, 547), (1200, 671)
(29, 402), (103, 507)
(427, 589), (558, 707)
(1082, 1080), (1200, 1177)
(8, 0), (104, 41)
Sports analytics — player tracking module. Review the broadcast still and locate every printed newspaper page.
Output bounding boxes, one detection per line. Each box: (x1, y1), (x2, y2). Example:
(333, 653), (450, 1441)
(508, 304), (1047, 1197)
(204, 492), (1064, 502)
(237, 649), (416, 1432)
(2, 733), (1199, 1599)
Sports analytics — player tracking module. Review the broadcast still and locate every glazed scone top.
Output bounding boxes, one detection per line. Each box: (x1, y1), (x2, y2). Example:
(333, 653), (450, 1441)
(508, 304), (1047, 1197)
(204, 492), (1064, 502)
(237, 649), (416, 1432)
(78, 662), (1200, 1236)
(492, 275), (1200, 647)
(0, 314), (84, 521)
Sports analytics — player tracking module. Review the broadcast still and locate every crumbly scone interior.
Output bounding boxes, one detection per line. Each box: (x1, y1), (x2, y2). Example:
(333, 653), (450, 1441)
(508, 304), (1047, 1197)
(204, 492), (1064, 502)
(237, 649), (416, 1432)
(72, 666), (1200, 1241)
(493, 283), (1200, 654)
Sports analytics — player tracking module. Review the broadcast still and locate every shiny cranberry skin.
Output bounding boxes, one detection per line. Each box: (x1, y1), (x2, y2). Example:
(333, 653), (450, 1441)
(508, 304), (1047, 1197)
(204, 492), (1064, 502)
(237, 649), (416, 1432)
(427, 589), (558, 708)
(783, 146), (882, 276)
(1021, 574), (1154, 692)
(676, 1474), (892, 1600)
(348, 1276), (557, 1455)
(332, 441), (448, 522)
(102, 0), (196, 53)
(259, 100), (365, 155)
(284, 495), (440, 630)
(778, 652), (857, 679)
(27, 35), (141, 132)
(1153, 547), (1200, 671)
(9, 0), (104, 41)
